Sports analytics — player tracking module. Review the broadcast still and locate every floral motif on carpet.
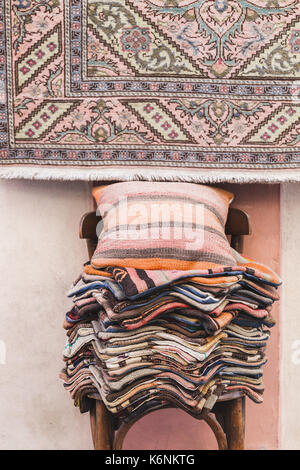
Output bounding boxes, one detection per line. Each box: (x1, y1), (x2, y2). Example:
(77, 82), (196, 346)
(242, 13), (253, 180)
(0, 0), (300, 178)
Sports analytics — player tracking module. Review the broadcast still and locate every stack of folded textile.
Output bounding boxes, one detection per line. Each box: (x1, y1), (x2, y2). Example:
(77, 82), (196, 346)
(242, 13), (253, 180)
(60, 182), (281, 424)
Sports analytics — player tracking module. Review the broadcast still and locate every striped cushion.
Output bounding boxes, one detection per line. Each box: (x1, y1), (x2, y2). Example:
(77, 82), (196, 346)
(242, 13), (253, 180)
(91, 182), (235, 270)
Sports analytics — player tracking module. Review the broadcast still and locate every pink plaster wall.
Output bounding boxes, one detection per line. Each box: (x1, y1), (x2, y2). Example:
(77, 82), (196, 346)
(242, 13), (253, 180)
(124, 184), (281, 451)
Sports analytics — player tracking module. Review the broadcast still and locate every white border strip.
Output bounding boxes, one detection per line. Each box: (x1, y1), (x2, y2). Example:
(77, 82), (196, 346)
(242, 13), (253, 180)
(1, 165), (300, 182)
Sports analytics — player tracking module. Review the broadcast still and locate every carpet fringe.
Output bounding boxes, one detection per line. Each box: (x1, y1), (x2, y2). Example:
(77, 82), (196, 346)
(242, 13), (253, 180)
(0, 165), (300, 183)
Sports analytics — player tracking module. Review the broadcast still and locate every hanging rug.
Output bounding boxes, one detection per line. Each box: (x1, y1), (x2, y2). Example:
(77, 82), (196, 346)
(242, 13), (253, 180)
(1, 0), (300, 182)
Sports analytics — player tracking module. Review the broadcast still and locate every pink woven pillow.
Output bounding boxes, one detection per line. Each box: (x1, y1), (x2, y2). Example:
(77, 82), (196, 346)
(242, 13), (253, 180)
(91, 181), (235, 271)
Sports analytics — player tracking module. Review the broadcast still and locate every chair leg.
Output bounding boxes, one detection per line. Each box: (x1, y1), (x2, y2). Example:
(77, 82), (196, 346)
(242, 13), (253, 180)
(223, 397), (245, 450)
(202, 412), (228, 450)
(90, 402), (96, 448)
(90, 400), (114, 450)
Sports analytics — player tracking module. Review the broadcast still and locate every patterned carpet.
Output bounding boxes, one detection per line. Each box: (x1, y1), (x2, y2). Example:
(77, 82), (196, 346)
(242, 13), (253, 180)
(1, 0), (300, 180)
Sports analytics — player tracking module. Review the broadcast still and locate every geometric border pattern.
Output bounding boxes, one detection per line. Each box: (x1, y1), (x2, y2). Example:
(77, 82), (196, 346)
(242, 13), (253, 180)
(0, 0), (300, 172)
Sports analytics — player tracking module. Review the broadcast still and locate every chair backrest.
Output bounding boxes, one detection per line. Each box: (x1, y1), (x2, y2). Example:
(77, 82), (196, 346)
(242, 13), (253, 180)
(79, 208), (251, 260)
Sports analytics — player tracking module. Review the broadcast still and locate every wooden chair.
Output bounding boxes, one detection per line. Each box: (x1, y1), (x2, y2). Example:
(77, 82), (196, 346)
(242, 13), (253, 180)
(79, 207), (251, 450)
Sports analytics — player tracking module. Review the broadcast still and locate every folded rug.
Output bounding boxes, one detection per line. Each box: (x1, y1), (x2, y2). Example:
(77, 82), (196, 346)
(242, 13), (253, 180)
(61, 254), (279, 421)
(60, 181), (281, 426)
